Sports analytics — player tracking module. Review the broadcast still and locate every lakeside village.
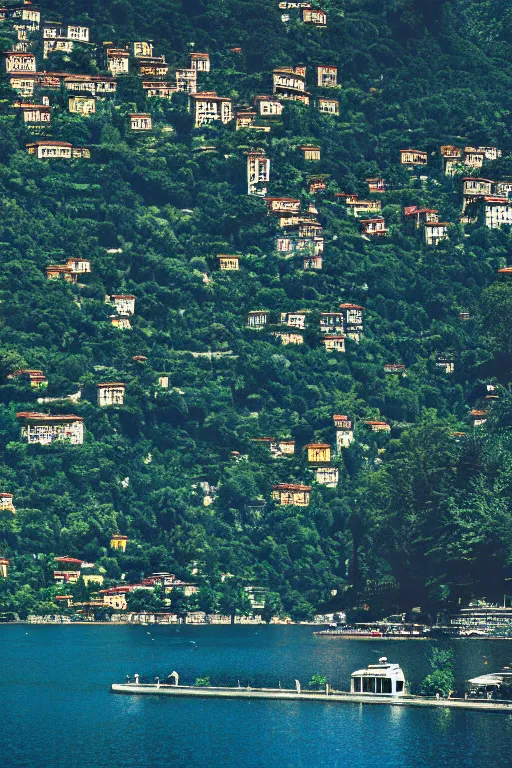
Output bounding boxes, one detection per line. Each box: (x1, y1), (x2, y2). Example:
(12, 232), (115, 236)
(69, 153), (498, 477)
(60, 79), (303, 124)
(1, 2), (512, 630)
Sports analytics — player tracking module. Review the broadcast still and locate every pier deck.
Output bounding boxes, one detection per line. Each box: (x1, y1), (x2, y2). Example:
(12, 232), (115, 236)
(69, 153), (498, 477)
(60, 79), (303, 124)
(111, 683), (512, 711)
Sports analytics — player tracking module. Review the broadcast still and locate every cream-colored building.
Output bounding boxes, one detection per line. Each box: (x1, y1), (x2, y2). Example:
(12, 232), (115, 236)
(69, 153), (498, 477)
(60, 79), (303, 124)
(315, 466), (339, 487)
(111, 315), (132, 330)
(106, 48), (130, 75)
(27, 141), (74, 159)
(317, 66), (337, 87)
(0, 493), (15, 514)
(15, 103), (51, 123)
(247, 151), (270, 196)
(4, 51), (36, 72)
(305, 444), (332, 464)
(273, 332), (304, 345)
(130, 113), (152, 131)
(176, 68), (197, 94)
(133, 41), (154, 57)
(0, 558), (10, 578)
(247, 311), (269, 329)
(272, 484), (311, 506)
(97, 383), (126, 407)
(110, 295), (136, 315)
(190, 52), (210, 72)
(424, 222), (450, 245)
(317, 98), (339, 115)
(68, 97), (96, 116)
(300, 145), (321, 161)
(334, 415), (354, 449)
(253, 96), (283, 116)
(217, 255), (240, 271)
(16, 412), (84, 445)
(190, 92), (232, 127)
(400, 149), (428, 166)
(322, 335), (346, 353)
(301, 8), (327, 25)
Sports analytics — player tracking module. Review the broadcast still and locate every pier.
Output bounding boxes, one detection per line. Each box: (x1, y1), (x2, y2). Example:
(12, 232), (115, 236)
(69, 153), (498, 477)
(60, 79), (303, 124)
(110, 683), (512, 711)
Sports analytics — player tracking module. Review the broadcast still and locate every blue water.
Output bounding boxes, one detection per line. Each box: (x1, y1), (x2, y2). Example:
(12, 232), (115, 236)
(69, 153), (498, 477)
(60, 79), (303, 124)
(2, 624), (512, 767)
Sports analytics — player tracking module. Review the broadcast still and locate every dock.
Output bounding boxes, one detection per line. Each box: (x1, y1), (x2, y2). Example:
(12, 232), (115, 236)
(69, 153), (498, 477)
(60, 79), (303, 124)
(110, 683), (512, 711)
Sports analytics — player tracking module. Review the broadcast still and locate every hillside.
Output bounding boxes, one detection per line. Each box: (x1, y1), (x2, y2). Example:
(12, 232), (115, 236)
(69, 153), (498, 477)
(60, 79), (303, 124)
(0, 0), (511, 622)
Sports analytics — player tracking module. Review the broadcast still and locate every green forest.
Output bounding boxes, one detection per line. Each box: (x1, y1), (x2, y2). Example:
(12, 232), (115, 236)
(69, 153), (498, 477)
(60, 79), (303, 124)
(0, 0), (512, 622)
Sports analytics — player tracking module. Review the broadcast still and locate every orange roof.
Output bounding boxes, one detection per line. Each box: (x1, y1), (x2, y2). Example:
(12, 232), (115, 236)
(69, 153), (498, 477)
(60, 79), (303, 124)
(340, 303), (364, 310)
(304, 443), (331, 449)
(16, 412), (83, 422)
(273, 483), (311, 491)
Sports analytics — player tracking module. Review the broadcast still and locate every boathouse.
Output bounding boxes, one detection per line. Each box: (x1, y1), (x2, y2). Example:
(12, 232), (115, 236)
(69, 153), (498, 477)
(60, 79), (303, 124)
(351, 657), (406, 696)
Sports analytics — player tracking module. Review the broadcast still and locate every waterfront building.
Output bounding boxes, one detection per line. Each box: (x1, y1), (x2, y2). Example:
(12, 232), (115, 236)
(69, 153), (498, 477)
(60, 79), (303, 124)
(451, 602), (512, 633)
(110, 534), (128, 551)
(272, 483), (311, 506)
(97, 383), (125, 407)
(16, 412), (84, 444)
(351, 657), (406, 695)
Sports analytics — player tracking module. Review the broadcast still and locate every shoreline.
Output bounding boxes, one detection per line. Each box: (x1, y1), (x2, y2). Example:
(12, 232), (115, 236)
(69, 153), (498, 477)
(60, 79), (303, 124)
(1, 622), (511, 639)
(110, 683), (512, 712)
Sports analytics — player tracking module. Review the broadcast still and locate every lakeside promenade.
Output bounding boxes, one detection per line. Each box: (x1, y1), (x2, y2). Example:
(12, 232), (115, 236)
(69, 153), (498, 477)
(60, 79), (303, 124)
(111, 682), (512, 712)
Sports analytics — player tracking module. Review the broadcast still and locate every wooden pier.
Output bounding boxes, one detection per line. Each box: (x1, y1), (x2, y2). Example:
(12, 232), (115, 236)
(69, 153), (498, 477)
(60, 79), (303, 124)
(110, 683), (512, 711)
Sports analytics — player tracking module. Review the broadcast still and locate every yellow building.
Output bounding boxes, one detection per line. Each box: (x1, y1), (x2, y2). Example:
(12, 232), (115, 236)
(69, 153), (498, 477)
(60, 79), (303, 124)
(110, 534), (128, 551)
(304, 444), (332, 464)
(272, 484), (311, 507)
(217, 255), (240, 271)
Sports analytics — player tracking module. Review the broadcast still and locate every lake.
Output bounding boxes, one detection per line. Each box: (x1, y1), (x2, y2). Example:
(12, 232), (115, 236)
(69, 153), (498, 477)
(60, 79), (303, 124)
(2, 624), (512, 767)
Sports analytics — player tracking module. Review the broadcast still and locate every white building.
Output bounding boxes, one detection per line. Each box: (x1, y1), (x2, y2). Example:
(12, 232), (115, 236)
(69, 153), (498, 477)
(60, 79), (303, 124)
(110, 295), (136, 315)
(190, 92), (232, 127)
(351, 657), (406, 696)
(97, 383), (126, 407)
(16, 412), (84, 445)
(130, 113), (152, 131)
(247, 151), (270, 196)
